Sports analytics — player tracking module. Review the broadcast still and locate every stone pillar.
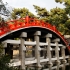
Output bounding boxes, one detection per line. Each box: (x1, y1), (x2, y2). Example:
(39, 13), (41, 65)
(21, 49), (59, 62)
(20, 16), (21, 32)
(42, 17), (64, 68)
(61, 46), (66, 63)
(62, 63), (66, 70)
(43, 46), (47, 58)
(53, 38), (60, 63)
(56, 63), (60, 70)
(46, 33), (52, 65)
(48, 64), (52, 70)
(34, 31), (41, 67)
(20, 32), (27, 70)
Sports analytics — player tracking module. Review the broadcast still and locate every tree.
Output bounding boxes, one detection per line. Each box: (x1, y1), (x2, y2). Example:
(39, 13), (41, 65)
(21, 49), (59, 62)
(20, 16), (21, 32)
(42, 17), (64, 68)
(55, 0), (70, 15)
(0, 55), (18, 70)
(11, 8), (35, 19)
(48, 7), (68, 27)
(55, 0), (63, 3)
(0, 43), (3, 55)
(33, 5), (68, 24)
(0, 0), (11, 16)
(33, 5), (69, 34)
(0, 17), (8, 28)
(65, 19), (70, 34)
(55, 0), (70, 34)
(33, 5), (49, 18)
(33, 5), (50, 22)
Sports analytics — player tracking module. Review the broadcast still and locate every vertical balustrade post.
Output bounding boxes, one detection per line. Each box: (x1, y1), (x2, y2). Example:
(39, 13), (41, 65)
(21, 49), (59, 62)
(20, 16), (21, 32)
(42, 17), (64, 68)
(53, 38), (60, 64)
(62, 63), (66, 70)
(20, 32), (27, 70)
(61, 46), (66, 63)
(45, 33), (52, 65)
(34, 31), (41, 67)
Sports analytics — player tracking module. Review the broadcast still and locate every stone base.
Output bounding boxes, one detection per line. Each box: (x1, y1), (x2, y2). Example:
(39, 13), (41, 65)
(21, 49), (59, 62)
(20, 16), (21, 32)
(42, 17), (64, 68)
(20, 67), (26, 70)
(37, 64), (42, 68)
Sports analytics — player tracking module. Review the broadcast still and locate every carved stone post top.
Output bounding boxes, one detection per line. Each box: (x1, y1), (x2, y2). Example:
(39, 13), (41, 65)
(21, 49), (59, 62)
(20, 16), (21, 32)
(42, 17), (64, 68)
(20, 32), (27, 38)
(53, 38), (60, 42)
(34, 31), (41, 36)
(45, 33), (52, 38)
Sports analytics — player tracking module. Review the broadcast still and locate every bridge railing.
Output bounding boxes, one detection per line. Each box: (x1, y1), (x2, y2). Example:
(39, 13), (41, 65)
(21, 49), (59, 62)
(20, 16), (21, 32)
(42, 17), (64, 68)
(0, 16), (60, 36)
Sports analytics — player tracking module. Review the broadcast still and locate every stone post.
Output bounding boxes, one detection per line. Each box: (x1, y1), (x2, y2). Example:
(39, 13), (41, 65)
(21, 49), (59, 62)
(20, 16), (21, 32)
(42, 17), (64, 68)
(34, 31), (41, 67)
(62, 63), (66, 70)
(53, 38), (60, 63)
(61, 46), (66, 63)
(56, 63), (60, 70)
(20, 32), (27, 70)
(46, 33), (52, 65)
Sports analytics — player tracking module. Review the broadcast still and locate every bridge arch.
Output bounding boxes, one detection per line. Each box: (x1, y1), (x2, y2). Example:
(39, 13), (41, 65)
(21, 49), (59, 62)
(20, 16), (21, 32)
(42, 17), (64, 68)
(0, 16), (70, 69)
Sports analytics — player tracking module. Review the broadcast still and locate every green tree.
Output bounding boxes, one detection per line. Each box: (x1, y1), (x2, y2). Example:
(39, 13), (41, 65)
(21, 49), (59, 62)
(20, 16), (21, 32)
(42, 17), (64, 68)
(33, 5), (68, 25)
(0, 43), (3, 55)
(55, 0), (63, 3)
(33, 5), (50, 22)
(0, 17), (8, 28)
(33, 5), (69, 34)
(48, 7), (68, 27)
(65, 19), (70, 34)
(0, 55), (18, 70)
(11, 8), (35, 19)
(55, 0), (70, 15)
(55, 0), (70, 34)
(33, 5), (49, 17)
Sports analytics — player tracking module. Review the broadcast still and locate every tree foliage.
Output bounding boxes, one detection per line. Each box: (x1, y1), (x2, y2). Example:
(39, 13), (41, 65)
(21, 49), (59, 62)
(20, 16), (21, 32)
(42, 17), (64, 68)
(48, 7), (68, 26)
(0, 55), (18, 70)
(55, 0), (70, 34)
(33, 5), (49, 17)
(33, 5), (69, 34)
(0, 43), (3, 54)
(0, 0), (11, 16)
(11, 8), (35, 19)
(55, 0), (70, 14)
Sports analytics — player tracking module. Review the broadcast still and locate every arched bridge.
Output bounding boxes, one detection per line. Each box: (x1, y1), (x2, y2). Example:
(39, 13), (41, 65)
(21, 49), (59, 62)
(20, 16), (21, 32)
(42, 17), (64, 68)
(0, 16), (70, 69)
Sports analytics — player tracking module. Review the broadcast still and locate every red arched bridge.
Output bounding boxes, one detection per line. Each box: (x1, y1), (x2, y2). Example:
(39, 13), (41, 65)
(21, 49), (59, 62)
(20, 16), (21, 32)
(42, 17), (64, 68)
(0, 16), (70, 69)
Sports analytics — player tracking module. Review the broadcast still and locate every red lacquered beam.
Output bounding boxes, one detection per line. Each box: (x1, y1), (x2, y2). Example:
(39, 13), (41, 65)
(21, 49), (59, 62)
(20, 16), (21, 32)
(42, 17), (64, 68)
(0, 28), (5, 36)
